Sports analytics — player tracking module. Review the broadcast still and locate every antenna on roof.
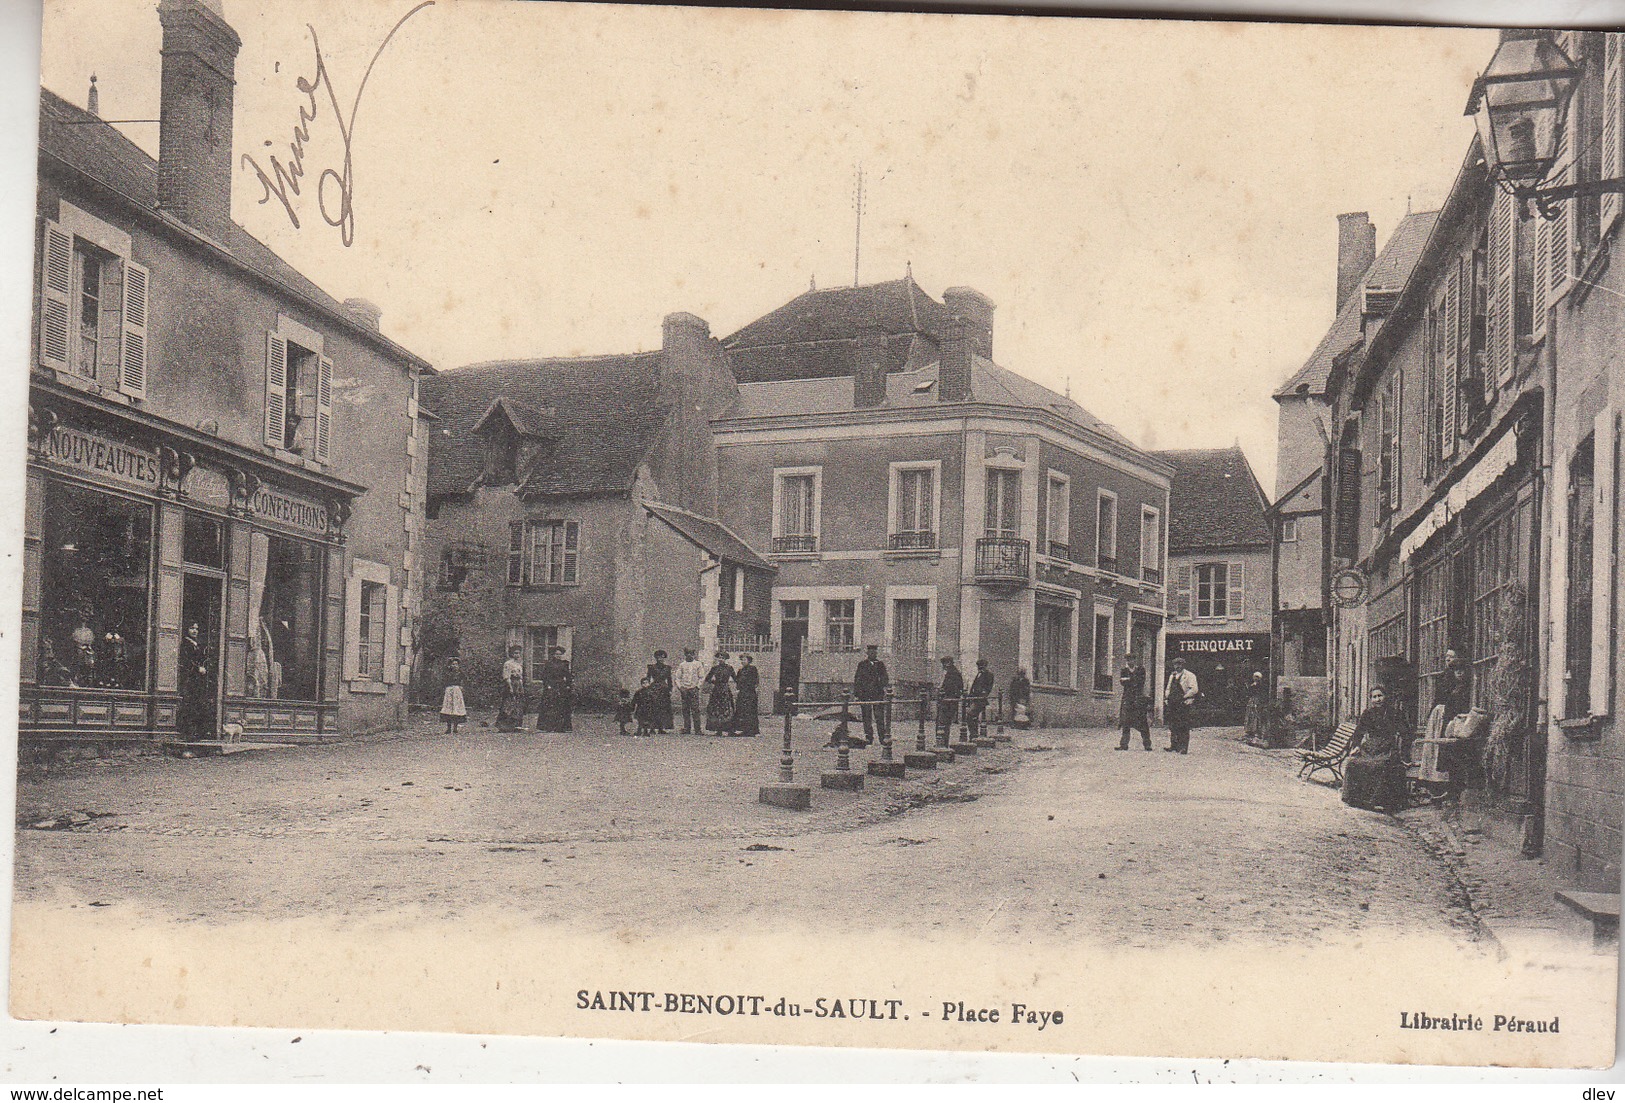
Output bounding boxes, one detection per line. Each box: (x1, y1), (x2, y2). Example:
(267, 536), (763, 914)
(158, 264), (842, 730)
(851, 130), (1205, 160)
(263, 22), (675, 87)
(852, 164), (865, 288)
(1406, 193), (1412, 215)
(87, 74), (98, 117)
(1064, 376), (1072, 400)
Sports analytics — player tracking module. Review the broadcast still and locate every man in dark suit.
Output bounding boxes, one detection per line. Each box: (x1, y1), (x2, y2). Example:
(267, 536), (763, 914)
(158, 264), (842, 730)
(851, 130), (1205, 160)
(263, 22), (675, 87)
(966, 658), (995, 740)
(853, 644), (889, 745)
(936, 656), (965, 741)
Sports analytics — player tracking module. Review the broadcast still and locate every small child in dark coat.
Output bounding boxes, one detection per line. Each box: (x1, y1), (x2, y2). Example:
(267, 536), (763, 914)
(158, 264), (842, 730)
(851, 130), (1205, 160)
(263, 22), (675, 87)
(631, 676), (658, 737)
(616, 688), (635, 736)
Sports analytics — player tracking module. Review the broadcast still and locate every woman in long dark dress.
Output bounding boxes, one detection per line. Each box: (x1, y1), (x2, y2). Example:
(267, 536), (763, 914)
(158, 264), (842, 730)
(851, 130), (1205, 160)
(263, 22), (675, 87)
(730, 654), (760, 736)
(177, 622), (213, 741)
(645, 650), (675, 734)
(495, 645), (526, 731)
(536, 646), (574, 732)
(704, 652), (735, 734)
(1343, 685), (1409, 812)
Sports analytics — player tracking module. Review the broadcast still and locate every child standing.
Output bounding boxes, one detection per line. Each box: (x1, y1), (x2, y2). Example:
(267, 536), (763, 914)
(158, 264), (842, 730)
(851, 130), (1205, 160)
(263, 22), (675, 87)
(440, 656), (467, 734)
(615, 687), (635, 736)
(632, 675), (658, 737)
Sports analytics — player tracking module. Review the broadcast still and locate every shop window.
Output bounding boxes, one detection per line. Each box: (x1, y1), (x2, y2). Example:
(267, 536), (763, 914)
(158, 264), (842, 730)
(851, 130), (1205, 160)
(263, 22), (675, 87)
(1416, 558), (1452, 719)
(1034, 602), (1070, 687)
(825, 599), (857, 651)
(249, 532), (322, 701)
(183, 513), (224, 569)
(1565, 435), (1596, 718)
(38, 482), (152, 689)
(1092, 609), (1114, 693)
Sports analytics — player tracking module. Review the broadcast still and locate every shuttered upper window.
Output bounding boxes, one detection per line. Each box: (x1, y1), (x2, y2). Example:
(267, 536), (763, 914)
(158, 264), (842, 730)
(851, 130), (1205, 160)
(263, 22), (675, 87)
(265, 315), (334, 464)
(38, 205), (148, 401)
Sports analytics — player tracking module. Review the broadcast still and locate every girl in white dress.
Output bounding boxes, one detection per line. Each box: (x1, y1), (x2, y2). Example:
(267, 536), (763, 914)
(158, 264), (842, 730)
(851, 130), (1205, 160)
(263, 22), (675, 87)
(440, 656), (467, 734)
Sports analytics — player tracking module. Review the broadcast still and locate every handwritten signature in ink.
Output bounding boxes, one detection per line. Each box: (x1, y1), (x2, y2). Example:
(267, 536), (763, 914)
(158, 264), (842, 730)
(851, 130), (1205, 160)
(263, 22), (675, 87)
(241, 2), (434, 248)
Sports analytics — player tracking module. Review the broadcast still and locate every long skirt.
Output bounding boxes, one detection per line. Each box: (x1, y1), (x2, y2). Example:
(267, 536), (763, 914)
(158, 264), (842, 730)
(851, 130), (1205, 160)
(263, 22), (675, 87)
(537, 690), (573, 732)
(706, 686), (734, 733)
(650, 687), (674, 732)
(1342, 755), (1407, 811)
(1244, 700), (1268, 743)
(495, 686), (525, 731)
(732, 687), (759, 736)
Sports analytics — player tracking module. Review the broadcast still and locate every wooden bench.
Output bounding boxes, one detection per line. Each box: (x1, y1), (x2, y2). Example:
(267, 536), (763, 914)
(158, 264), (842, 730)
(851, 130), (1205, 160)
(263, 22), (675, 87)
(1556, 890), (1621, 952)
(1299, 720), (1358, 785)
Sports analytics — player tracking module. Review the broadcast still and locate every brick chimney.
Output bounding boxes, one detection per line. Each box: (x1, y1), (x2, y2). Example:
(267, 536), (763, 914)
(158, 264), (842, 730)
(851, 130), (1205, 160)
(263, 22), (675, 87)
(157, 0), (241, 241)
(938, 318), (973, 403)
(852, 335), (888, 408)
(1335, 212), (1376, 314)
(943, 286), (995, 359)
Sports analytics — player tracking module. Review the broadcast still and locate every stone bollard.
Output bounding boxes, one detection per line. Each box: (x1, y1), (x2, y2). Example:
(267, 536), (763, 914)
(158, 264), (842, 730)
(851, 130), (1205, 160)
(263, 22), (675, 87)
(905, 692), (937, 769)
(869, 686), (905, 778)
(994, 690), (1012, 743)
(952, 696), (980, 755)
(823, 690), (864, 790)
(759, 689), (811, 810)
(933, 695), (957, 764)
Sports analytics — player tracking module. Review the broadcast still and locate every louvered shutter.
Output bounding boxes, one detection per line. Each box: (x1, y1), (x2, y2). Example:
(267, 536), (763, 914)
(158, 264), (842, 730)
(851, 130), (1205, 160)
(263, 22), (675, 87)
(342, 569), (362, 681)
(1489, 188), (1517, 388)
(1335, 446), (1362, 560)
(38, 221), (72, 373)
(1173, 564), (1192, 620)
(1442, 271), (1460, 457)
(508, 521), (524, 585)
(1592, 408), (1618, 713)
(264, 332), (288, 449)
(562, 521), (579, 583)
(1534, 206), (1552, 333)
(118, 259), (149, 400)
(1550, 37), (1576, 299)
(1605, 34), (1623, 231)
(313, 353), (333, 464)
(1228, 560), (1245, 620)
(1390, 375), (1403, 513)
(381, 584), (400, 683)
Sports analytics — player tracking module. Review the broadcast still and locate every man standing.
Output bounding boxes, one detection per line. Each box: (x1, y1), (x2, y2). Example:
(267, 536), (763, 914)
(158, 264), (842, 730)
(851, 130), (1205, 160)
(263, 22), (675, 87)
(536, 645), (574, 732)
(1163, 655), (1199, 754)
(966, 658), (995, 740)
(936, 656), (965, 742)
(674, 648), (706, 735)
(1117, 655), (1151, 750)
(853, 644), (890, 745)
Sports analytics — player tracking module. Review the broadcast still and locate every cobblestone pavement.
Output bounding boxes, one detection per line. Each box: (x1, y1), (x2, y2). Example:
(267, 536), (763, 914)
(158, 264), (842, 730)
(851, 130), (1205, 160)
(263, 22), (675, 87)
(12, 714), (1493, 948)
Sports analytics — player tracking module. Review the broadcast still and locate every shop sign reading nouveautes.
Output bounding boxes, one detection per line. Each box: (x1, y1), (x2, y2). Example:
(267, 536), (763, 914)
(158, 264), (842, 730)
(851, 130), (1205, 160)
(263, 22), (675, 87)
(43, 425), (159, 491)
(251, 485), (329, 538)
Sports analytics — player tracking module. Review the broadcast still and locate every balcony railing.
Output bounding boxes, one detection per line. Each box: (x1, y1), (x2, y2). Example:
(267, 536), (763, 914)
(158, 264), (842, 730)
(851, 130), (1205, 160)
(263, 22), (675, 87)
(1141, 565), (1162, 585)
(1097, 554), (1118, 575)
(1046, 540), (1070, 559)
(889, 531), (938, 552)
(974, 535), (1031, 585)
(771, 534), (819, 555)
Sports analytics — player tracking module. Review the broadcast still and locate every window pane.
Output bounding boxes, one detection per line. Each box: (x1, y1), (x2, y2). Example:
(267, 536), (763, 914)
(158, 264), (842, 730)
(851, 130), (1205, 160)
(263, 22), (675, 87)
(826, 599), (856, 650)
(39, 482), (152, 690)
(1093, 613), (1113, 692)
(895, 599), (929, 653)
(249, 534), (321, 701)
(183, 512), (224, 568)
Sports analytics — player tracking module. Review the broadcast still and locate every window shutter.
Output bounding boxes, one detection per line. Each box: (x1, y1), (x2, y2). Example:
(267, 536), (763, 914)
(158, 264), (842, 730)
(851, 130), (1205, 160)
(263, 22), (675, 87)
(381, 584), (400, 683)
(114, 259), (151, 400)
(1489, 188), (1517, 388)
(1228, 560), (1245, 620)
(313, 353), (334, 464)
(985, 473), (1000, 534)
(507, 521), (524, 585)
(1534, 207), (1552, 333)
(1442, 273), (1460, 458)
(1605, 34), (1624, 232)
(1592, 409), (1618, 713)
(563, 521), (579, 583)
(39, 221), (72, 372)
(1335, 446), (1362, 560)
(1390, 375), (1403, 513)
(264, 331), (288, 449)
(1173, 563), (1192, 620)
(342, 570), (362, 681)
(1550, 56), (1576, 300)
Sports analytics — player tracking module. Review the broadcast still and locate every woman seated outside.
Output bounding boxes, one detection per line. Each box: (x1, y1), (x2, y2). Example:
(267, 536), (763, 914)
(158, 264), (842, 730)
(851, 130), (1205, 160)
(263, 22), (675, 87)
(1342, 685), (1409, 813)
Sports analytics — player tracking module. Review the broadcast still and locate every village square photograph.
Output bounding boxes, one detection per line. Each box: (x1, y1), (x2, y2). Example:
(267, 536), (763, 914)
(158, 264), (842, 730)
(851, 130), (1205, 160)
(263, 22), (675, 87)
(2, 0), (1621, 1075)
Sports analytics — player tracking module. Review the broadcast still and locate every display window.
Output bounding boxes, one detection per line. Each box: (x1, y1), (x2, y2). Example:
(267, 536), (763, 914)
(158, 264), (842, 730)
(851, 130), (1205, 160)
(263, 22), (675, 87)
(38, 480), (153, 690)
(247, 531), (323, 701)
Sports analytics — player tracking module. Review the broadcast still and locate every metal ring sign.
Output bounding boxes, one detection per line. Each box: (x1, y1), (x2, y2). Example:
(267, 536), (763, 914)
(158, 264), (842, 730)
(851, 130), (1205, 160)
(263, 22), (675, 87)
(1331, 568), (1368, 608)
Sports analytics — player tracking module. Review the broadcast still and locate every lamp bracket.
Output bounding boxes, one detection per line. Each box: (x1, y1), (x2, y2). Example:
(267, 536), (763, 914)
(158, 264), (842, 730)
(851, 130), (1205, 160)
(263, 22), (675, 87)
(1514, 177), (1625, 221)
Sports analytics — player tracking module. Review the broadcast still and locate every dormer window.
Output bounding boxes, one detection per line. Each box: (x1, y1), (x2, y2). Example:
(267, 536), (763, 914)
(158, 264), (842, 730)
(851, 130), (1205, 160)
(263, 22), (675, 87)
(488, 426), (519, 486)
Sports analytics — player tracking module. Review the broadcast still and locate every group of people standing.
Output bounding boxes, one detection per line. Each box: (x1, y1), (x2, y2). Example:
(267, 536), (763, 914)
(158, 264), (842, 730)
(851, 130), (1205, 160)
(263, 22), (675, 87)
(1115, 654), (1201, 753)
(626, 649), (760, 737)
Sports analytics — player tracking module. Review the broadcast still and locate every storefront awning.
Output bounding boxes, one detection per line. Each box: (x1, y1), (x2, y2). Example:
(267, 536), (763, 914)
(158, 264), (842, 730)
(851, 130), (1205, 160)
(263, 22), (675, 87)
(1399, 427), (1520, 564)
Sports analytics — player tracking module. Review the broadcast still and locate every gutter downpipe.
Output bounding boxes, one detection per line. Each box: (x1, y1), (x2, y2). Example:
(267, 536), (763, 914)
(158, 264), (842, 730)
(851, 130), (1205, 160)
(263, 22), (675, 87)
(1532, 310), (1558, 856)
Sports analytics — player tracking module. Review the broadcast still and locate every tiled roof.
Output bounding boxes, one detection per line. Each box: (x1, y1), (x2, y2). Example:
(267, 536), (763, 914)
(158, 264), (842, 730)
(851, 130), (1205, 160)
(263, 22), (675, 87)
(1274, 210), (1438, 399)
(37, 88), (429, 369)
(728, 356), (1135, 448)
(421, 354), (664, 498)
(471, 396), (557, 438)
(724, 277), (951, 382)
(1153, 446), (1272, 551)
(645, 502), (773, 571)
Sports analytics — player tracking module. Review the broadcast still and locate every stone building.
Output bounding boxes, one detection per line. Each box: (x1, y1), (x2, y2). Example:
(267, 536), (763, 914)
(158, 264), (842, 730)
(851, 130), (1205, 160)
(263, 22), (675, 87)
(713, 276), (1172, 725)
(23, 0), (431, 748)
(419, 314), (774, 708)
(1271, 210), (1437, 726)
(1152, 447), (1274, 726)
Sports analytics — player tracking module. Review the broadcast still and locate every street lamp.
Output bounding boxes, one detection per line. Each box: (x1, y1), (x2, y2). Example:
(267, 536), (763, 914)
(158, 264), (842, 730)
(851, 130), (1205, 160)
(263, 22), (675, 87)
(1464, 30), (1622, 219)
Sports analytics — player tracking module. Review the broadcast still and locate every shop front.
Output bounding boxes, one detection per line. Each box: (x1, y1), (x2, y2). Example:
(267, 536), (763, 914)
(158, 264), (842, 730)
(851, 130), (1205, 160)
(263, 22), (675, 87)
(1164, 631), (1270, 726)
(22, 393), (359, 747)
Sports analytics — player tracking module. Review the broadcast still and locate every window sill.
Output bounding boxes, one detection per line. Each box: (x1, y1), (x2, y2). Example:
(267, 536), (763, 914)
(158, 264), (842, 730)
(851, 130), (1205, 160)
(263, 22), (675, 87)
(885, 547), (941, 560)
(768, 552), (823, 563)
(346, 679), (389, 695)
(1557, 715), (1605, 741)
(508, 583), (583, 591)
(1031, 683), (1076, 695)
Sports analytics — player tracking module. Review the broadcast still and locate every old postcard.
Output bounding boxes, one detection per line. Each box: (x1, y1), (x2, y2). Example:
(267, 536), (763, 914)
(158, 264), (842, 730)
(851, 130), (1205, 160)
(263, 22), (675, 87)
(6, 0), (1620, 1076)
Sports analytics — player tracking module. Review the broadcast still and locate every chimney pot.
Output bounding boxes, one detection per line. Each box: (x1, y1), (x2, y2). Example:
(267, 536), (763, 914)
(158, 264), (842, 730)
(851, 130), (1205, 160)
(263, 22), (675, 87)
(943, 286), (995, 360)
(1335, 212), (1377, 315)
(938, 318), (973, 403)
(852, 335), (888, 408)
